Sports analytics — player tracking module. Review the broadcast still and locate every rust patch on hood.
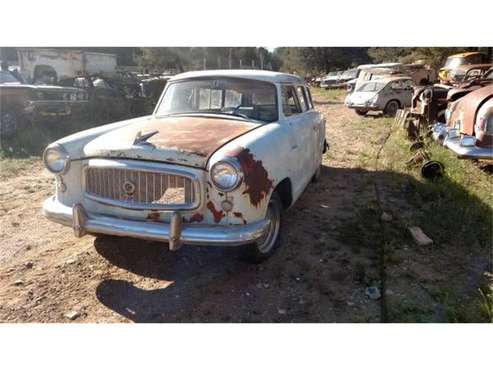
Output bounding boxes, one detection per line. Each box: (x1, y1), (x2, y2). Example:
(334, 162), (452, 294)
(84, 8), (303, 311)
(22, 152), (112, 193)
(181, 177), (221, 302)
(144, 116), (259, 157)
(206, 201), (225, 223)
(450, 85), (493, 135)
(84, 115), (260, 169)
(228, 147), (273, 207)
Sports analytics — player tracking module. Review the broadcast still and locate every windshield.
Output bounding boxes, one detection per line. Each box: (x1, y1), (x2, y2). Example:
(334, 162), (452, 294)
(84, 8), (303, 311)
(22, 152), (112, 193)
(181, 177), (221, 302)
(445, 57), (465, 69)
(357, 81), (386, 92)
(342, 69), (358, 79)
(0, 70), (20, 84)
(155, 77), (278, 123)
(445, 54), (486, 69)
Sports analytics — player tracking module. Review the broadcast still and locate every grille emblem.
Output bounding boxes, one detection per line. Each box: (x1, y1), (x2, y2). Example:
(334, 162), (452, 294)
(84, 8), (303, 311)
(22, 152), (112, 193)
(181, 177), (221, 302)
(122, 180), (136, 196)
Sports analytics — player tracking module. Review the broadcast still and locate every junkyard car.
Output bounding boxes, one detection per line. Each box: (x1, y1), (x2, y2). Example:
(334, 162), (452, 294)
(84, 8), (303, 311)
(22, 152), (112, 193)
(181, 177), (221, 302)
(432, 84), (493, 159)
(439, 52), (490, 84)
(42, 70), (326, 262)
(345, 77), (413, 116)
(0, 70), (88, 140)
(320, 71), (342, 89)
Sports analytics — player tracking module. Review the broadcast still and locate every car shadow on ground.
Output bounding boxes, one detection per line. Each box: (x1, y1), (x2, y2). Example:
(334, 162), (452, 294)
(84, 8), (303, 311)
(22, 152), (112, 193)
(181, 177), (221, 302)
(94, 165), (492, 323)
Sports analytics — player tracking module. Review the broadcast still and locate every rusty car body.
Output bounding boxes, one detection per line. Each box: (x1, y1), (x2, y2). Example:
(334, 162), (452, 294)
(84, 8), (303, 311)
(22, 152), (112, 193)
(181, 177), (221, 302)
(41, 70), (326, 262)
(400, 67), (493, 131)
(439, 52), (490, 84)
(431, 84), (493, 159)
(0, 69), (88, 140)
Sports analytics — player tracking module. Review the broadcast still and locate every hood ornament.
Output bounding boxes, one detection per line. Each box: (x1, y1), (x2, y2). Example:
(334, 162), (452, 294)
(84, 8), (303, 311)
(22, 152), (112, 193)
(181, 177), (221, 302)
(133, 130), (159, 146)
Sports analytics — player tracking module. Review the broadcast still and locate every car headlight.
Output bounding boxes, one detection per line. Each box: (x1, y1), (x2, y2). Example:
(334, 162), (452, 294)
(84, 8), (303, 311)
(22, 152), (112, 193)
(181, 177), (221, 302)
(210, 159), (242, 191)
(43, 143), (70, 174)
(460, 135), (476, 147)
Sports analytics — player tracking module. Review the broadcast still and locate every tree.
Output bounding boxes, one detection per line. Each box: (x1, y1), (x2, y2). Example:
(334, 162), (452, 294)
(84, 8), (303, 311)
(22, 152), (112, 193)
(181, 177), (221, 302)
(368, 47), (485, 69)
(274, 47), (371, 76)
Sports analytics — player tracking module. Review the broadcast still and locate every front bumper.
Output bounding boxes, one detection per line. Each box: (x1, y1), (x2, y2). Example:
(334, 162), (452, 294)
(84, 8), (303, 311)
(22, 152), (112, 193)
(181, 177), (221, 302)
(42, 196), (269, 249)
(431, 122), (493, 159)
(26, 100), (88, 118)
(444, 136), (493, 159)
(346, 103), (378, 111)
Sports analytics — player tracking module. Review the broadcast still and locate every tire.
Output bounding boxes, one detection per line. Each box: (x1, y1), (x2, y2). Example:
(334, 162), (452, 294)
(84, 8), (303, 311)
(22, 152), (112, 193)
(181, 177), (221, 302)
(0, 110), (19, 139)
(241, 192), (282, 263)
(384, 100), (400, 117)
(355, 109), (367, 116)
(312, 162), (321, 183)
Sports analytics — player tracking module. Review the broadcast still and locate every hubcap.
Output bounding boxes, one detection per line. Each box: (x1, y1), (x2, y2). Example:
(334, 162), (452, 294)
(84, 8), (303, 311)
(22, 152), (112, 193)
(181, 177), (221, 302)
(387, 102), (398, 116)
(256, 199), (281, 254)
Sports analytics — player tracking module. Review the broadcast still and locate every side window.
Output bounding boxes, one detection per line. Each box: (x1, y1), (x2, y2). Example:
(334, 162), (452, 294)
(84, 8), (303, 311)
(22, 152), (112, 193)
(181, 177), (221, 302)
(390, 81), (403, 90)
(281, 85), (302, 116)
(296, 86), (308, 112)
(402, 80), (413, 89)
(305, 87), (314, 109)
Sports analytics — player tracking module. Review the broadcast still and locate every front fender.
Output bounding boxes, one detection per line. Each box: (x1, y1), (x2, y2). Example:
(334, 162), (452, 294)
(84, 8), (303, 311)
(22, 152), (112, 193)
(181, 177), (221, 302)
(206, 122), (291, 225)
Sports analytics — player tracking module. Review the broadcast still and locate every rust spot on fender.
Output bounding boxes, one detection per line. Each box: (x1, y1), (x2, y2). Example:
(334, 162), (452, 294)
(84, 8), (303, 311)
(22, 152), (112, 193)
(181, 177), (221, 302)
(189, 213), (204, 223)
(233, 211), (247, 225)
(207, 201), (225, 223)
(228, 147), (273, 207)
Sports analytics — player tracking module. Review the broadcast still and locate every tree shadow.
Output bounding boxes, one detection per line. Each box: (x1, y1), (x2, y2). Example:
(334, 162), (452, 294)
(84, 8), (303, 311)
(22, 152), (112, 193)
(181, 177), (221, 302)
(94, 164), (492, 323)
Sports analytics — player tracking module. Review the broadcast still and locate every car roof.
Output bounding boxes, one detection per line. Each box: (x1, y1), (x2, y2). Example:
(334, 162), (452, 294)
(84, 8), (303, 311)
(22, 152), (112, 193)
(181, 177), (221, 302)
(357, 63), (402, 70)
(363, 76), (411, 83)
(169, 69), (304, 84)
(455, 63), (493, 71)
(449, 51), (485, 58)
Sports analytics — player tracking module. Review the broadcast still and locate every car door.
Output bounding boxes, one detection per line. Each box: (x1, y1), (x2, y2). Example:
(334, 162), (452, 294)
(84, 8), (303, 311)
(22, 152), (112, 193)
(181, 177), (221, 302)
(296, 85), (322, 171)
(391, 79), (413, 108)
(281, 84), (313, 195)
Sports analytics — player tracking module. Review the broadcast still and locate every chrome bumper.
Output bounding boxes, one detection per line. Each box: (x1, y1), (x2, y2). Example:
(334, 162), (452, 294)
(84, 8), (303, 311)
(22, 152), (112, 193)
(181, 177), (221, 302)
(443, 136), (493, 159)
(431, 122), (448, 142)
(42, 197), (269, 249)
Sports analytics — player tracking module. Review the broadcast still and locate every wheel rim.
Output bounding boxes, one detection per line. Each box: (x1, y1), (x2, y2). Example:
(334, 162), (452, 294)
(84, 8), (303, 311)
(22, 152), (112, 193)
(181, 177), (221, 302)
(256, 198), (281, 254)
(387, 102), (398, 116)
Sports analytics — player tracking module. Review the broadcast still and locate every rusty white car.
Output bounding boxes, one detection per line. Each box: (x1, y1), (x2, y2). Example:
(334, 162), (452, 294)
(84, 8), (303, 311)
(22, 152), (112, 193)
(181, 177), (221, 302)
(42, 70), (326, 262)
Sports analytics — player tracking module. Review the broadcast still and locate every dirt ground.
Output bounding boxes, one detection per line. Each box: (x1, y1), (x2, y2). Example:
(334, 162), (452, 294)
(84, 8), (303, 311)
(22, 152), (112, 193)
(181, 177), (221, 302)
(0, 91), (491, 323)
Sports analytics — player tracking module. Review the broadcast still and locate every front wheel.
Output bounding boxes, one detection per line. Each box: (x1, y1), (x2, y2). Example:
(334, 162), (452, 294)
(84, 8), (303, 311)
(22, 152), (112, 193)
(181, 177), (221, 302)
(242, 193), (282, 263)
(355, 109), (367, 116)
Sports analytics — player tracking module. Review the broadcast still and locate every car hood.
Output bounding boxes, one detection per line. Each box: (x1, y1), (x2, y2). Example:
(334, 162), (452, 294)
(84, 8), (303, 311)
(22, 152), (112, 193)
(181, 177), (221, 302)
(83, 115), (261, 168)
(347, 91), (377, 104)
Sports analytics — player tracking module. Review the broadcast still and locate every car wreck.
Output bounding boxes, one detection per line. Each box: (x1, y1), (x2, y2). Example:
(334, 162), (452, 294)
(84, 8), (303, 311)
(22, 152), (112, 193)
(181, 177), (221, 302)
(431, 84), (493, 159)
(0, 69), (88, 141)
(439, 52), (490, 84)
(41, 70), (326, 262)
(345, 76), (413, 117)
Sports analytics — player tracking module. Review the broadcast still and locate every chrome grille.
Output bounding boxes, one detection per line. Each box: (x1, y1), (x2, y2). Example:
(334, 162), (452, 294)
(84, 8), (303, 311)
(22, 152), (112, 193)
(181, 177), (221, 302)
(85, 167), (195, 208)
